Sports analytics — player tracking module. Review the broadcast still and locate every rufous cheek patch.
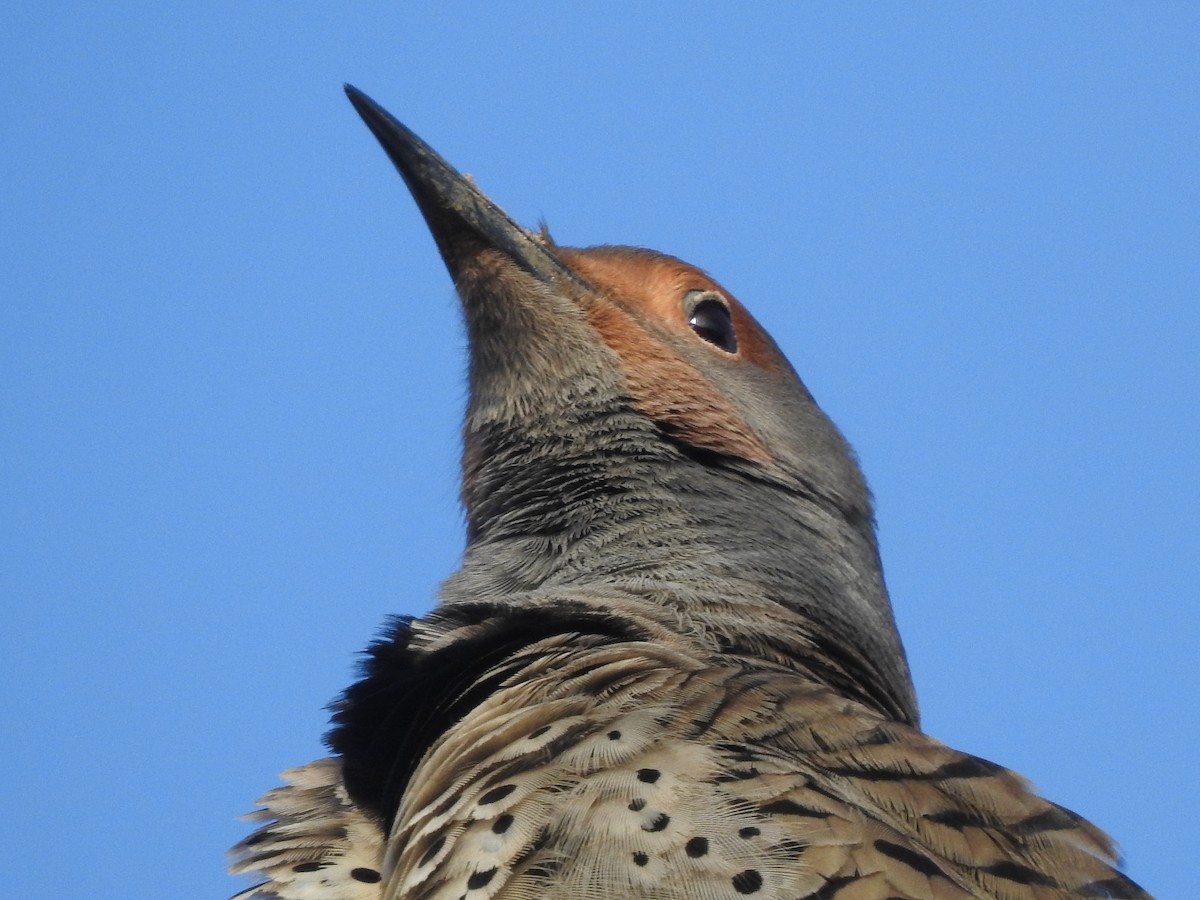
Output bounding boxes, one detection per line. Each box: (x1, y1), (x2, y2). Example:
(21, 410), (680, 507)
(585, 302), (773, 467)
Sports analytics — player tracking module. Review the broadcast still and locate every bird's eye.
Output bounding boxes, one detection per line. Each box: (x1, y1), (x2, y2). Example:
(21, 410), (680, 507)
(685, 291), (737, 354)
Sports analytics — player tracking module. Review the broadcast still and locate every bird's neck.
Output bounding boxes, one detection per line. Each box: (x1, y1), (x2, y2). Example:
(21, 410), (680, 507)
(439, 408), (918, 725)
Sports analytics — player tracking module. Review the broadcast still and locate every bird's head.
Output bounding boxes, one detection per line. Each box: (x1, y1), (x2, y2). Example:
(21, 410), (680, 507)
(346, 87), (916, 724)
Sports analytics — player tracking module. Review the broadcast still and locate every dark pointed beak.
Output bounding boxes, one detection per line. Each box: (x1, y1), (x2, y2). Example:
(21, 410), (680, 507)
(344, 85), (581, 287)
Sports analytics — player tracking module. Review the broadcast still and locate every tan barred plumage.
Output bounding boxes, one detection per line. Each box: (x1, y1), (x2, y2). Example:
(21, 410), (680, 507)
(234, 629), (1142, 899)
(229, 87), (1148, 899)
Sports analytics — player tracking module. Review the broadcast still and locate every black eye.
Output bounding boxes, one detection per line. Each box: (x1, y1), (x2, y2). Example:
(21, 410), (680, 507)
(686, 292), (737, 354)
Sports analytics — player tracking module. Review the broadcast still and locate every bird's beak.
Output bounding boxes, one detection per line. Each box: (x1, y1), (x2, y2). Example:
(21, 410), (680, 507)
(344, 85), (581, 288)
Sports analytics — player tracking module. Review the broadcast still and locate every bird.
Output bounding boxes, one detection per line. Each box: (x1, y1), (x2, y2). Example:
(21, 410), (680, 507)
(228, 85), (1149, 900)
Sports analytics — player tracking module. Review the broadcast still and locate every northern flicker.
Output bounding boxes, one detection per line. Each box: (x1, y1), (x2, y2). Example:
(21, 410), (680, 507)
(228, 87), (1148, 900)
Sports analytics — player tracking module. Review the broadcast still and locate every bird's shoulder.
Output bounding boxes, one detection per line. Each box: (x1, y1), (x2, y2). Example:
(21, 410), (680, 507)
(379, 621), (1144, 900)
(232, 609), (1145, 900)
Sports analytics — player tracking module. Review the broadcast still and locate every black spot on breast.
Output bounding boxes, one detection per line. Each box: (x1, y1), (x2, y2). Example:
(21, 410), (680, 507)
(607, 730), (622, 740)
(637, 768), (661, 783)
(685, 836), (709, 857)
(633, 851), (649, 867)
(467, 867), (497, 890)
(528, 725), (551, 739)
(732, 869), (763, 894)
(738, 826), (760, 839)
(629, 798), (646, 811)
(643, 813), (670, 832)
(492, 813), (514, 834)
(419, 834), (446, 867)
(350, 868), (381, 883)
(478, 783), (517, 804)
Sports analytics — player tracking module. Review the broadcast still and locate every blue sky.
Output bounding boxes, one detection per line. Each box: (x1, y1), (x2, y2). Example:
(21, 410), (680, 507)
(2, 5), (1195, 897)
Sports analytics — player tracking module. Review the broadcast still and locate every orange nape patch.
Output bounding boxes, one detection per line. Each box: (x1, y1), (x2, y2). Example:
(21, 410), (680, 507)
(558, 247), (776, 467)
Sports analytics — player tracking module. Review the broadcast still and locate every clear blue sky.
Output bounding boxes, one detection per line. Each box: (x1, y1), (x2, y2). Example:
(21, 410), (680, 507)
(2, 5), (1194, 897)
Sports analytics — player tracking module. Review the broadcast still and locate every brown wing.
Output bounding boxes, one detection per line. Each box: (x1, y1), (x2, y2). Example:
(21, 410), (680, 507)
(381, 638), (1145, 900)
